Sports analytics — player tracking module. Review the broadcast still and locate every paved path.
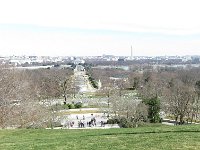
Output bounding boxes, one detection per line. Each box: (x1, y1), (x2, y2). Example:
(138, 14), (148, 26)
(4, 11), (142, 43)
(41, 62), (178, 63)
(60, 113), (119, 129)
(59, 108), (99, 112)
(74, 65), (96, 93)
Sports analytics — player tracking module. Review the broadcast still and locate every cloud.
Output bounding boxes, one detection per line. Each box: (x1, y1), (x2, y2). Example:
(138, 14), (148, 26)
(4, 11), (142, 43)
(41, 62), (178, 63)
(0, 0), (200, 35)
(0, 0), (200, 56)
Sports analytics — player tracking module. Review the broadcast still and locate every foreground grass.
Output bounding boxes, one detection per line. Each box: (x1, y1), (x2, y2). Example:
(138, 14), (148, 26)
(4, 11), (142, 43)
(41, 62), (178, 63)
(0, 124), (200, 150)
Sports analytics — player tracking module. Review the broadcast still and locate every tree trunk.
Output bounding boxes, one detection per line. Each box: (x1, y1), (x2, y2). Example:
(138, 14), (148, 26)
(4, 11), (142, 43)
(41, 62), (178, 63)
(187, 112), (189, 124)
(175, 115), (178, 125)
(191, 113), (194, 124)
(180, 114), (184, 125)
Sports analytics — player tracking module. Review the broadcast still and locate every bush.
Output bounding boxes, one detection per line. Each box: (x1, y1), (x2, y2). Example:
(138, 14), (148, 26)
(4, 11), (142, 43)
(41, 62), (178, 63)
(62, 104), (69, 109)
(46, 121), (62, 129)
(26, 123), (45, 129)
(67, 103), (75, 109)
(51, 104), (63, 111)
(107, 117), (134, 128)
(88, 76), (98, 89)
(107, 118), (120, 124)
(64, 103), (82, 109)
(118, 117), (134, 128)
(53, 122), (62, 127)
(74, 102), (82, 108)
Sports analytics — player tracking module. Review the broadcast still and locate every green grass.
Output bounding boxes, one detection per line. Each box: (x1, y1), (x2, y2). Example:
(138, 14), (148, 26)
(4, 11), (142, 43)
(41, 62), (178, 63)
(0, 124), (200, 150)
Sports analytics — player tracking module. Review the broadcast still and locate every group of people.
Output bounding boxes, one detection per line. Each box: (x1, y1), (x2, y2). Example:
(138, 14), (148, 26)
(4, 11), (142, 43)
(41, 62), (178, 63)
(100, 121), (106, 127)
(77, 114), (97, 128)
(76, 114), (107, 128)
(63, 121), (74, 128)
(63, 114), (107, 128)
(78, 120), (85, 128)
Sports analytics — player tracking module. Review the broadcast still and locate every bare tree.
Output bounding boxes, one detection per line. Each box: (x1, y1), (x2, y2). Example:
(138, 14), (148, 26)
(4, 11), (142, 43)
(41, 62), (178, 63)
(163, 79), (195, 125)
(0, 68), (52, 128)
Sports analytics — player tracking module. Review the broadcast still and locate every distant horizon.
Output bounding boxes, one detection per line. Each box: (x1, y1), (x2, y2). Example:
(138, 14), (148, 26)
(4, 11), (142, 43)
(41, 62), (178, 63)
(1, 53), (200, 58)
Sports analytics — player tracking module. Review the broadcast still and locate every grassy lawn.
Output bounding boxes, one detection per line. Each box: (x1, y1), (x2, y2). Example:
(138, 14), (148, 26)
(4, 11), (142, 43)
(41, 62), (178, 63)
(0, 124), (200, 150)
(57, 110), (100, 115)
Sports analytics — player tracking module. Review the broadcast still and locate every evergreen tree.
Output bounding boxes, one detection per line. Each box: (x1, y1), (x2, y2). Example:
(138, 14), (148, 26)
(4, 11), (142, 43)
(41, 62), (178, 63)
(143, 97), (160, 123)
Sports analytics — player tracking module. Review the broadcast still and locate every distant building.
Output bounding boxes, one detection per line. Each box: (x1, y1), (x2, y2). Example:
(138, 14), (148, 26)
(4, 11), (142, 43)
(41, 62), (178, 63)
(98, 79), (102, 90)
(118, 58), (125, 62)
(73, 58), (85, 65)
(74, 65), (85, 72)
(74, 65), (86, 76)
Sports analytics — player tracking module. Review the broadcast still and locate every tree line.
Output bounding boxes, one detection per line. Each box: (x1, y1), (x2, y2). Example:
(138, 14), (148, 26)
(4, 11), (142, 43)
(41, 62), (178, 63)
(92, 66), (200, 126)
(0, 66), (73, 128)
(1, 64), (200, 128)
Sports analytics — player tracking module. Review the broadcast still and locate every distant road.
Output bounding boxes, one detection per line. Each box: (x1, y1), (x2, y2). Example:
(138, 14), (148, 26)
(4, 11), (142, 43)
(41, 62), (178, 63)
(12, 65), (54, 70)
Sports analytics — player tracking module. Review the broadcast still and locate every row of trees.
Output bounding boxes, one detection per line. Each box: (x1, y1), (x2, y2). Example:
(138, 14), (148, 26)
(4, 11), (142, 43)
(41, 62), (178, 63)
(132, 68), (200, 125)
(0, 66), (73, 128)
(1, 63), (200, 128)
(93, 66), (200, 126)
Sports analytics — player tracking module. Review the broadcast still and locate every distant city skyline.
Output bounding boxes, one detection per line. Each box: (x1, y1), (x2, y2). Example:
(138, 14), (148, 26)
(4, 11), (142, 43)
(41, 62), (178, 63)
(0, 0), (200, 56)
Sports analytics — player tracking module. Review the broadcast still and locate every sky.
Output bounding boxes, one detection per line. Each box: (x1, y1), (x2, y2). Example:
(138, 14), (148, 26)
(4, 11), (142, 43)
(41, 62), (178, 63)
(0, 0), (200, 56)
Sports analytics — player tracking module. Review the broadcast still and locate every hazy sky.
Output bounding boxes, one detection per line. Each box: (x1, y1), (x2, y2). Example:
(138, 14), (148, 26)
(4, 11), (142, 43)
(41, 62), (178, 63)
(0, 0), (200, 56)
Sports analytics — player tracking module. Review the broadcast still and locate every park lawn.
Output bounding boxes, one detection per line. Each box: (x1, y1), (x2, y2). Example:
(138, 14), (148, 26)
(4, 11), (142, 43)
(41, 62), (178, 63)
(0, 124), (200, 150)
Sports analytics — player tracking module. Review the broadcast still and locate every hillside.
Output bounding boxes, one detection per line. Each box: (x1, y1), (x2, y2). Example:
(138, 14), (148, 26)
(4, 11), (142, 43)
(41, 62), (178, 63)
(0, 124), (200, 150)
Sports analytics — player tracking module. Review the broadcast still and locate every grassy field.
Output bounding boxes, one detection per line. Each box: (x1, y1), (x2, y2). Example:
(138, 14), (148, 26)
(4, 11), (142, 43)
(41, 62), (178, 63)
(0, 124), (200, 150)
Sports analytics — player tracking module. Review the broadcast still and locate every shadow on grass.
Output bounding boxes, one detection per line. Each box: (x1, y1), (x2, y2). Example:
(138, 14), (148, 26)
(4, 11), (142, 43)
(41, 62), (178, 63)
(84, 130), (200, 137)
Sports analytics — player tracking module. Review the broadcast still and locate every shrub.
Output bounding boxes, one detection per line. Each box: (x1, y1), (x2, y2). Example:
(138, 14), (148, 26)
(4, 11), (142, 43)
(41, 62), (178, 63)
(51, 104), (63, 111)
(62, 104), (69, 109)
(67, 103), (75, 109)
(53, 122), (62, 127)
(45, 121), (62, 129)
(74, 102), (82, 108)
(26, 123), (45, 129)
(107, 118), (120, 124)
(118, 117), (133, 128)
(107, 117), (133, 128)
(88, 76), (98, 89)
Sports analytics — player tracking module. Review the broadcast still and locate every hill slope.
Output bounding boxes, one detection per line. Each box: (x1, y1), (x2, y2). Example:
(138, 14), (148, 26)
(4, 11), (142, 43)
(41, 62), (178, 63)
(0, 125), (200, 150)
